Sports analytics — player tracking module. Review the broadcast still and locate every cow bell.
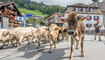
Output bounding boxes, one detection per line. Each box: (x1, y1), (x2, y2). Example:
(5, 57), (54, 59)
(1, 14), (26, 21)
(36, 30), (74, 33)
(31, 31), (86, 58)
(68, 30), (74, 35)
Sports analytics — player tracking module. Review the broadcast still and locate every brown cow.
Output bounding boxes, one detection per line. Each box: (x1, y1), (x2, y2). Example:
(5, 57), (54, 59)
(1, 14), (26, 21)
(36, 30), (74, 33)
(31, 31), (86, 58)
(67, 12), (85, 60)
(32, 26), (49, 49)
(60, 26), (69, 41)
(48, 24), (60, 53)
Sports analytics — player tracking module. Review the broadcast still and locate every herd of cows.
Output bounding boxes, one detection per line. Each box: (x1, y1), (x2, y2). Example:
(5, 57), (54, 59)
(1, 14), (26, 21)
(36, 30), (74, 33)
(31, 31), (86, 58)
(0, 12), (85, 60)
(0, 24), (68, 50)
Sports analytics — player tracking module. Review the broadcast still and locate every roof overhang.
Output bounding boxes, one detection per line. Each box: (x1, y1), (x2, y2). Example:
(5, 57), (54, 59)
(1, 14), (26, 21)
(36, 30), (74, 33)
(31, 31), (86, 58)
(0, 2), (23, 16)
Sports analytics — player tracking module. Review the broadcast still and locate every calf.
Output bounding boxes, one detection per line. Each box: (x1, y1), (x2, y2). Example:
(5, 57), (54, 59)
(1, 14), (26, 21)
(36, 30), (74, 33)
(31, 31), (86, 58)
(0, 29), (10, 48)
(67, 12), (85, 60)
(2, 27), (36, 48)
(48, 24), (60, 53)
(32, 26), (49, 49)
(58, 26), (69, 41)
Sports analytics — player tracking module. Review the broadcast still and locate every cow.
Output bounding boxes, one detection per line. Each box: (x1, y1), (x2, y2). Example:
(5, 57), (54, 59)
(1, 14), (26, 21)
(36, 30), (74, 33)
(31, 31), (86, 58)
(0, 29), (11, 48)
(37, 26), (49, 43)
(2, 27), (36, 48)
(48, 24), (60, 53)
(0, 29), (7, 41)
(58, 26), (69, 41)
(67, 12), (85, 60)
(32, 26), (49, 49)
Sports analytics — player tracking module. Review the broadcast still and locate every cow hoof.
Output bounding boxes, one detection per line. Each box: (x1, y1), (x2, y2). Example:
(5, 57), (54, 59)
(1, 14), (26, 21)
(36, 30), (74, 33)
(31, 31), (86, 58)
(76, 48), (79, 49)
(54, 47), (56, 48)
(67, 41), (69, 42)
(36, 47), (39, 49)
(0, 46), (3, 49)
(69, 59), (72, 60)
(15, 46), (18, 48)
(8, 45), (10, 47)
(49, 51), (52, 53)
(81, 54), (84, 57)
(39, 45), (40, 46)
(13, 45), (15, 47)
(43, 42), (47, 44)
(32, 41), (35, 43)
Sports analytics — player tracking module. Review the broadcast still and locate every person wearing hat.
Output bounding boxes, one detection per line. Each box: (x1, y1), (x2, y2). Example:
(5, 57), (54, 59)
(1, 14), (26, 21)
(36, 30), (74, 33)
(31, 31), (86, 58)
(94, 20), (102, 41)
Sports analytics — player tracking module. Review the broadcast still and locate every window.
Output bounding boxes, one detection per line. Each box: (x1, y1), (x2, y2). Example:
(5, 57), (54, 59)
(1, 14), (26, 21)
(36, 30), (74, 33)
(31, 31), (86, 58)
(75, 8), (78, 12)
(94, 16), (99, 20)
(87, 16), (92, 20)
(79, 8), (82, 12)
(82, 8), (86, 12)
(86, 24), (92, 28)
(89, 8), (94, 12)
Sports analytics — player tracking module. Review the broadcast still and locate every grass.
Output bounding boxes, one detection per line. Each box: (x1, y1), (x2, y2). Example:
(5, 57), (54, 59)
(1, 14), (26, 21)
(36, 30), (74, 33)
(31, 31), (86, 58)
(19, 8), (49, 18)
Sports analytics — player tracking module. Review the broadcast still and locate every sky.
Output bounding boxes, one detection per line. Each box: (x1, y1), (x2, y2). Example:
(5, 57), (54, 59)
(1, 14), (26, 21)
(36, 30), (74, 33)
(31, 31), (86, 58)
(31, 0), (103, 7)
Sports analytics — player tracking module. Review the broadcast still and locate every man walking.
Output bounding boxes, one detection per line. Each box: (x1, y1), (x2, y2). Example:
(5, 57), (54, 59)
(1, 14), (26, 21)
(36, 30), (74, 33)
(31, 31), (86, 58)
(94, 20), (102, 41)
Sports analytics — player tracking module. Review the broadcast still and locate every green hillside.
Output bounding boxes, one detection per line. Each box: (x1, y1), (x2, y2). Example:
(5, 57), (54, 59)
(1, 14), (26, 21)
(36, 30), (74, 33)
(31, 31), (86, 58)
(19, 8), (49, 18)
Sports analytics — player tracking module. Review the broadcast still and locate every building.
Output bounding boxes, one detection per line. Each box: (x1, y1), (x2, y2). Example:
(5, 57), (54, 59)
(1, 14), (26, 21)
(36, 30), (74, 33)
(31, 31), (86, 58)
(25, 14), (43, 20)
(17, 16), (25, 27)
(46, 13), (64, 27)
(65, 3), (104, 30)
(24, 14), (43, 27)
(100, 0), (105, 27)
(0, 2), (22, 29)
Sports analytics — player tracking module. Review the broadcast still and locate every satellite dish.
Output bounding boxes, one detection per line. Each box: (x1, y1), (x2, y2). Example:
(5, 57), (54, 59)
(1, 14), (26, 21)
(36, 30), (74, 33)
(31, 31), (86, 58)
(92, 0), (99, 2)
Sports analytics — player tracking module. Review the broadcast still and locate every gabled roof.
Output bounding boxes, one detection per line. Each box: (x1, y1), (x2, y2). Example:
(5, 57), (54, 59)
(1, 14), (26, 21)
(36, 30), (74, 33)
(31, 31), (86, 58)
(0, 2), (22, 16)
(46, 13), (63, 21)
(90, 2), (101, 8)
(100, 0), (105, 12)
(67, 3), (88, 7)
(65, 3), (100, 11)
(65, 3), (89, 11)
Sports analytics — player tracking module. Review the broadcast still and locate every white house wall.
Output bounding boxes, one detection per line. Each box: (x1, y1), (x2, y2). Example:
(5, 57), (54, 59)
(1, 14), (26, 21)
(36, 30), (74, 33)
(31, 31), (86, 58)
(64, 13), (104, 30)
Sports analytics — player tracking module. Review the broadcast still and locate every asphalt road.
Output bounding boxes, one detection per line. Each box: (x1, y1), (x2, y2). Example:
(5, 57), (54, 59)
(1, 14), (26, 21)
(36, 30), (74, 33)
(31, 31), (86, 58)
(0, 35), (105, 60)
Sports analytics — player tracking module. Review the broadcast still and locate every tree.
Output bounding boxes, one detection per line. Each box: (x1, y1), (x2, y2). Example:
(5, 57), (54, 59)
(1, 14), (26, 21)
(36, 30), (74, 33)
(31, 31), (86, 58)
(27, 17), (37, 24)
(1, 0), (65, 16)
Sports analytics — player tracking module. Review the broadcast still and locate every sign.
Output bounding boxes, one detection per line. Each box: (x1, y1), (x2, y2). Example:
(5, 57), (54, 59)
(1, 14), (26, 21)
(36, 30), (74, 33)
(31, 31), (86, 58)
(3, 24), (6, 29)
(24, 17), (29, 20)
(25, 14), (33, 17)
(17, 17), (23, 21)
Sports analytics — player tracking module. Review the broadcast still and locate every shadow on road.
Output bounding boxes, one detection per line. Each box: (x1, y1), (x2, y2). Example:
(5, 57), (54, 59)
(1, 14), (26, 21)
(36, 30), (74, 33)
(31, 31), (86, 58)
(36, 48), (69, 60)
(17, 43), (43, 58)
(17, 42), (70, 60)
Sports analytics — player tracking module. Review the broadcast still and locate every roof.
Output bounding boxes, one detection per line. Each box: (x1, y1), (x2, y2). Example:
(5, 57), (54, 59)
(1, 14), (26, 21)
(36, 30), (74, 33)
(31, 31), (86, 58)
(65, 3), (101, 11)
(66, 3), (101, 9)
(46, 13), (63, 21)
(67, 3), (89, 7)
(90, 2), (101, 8)
(0, 2), (22, 16)
(100, 0), (105, 12)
